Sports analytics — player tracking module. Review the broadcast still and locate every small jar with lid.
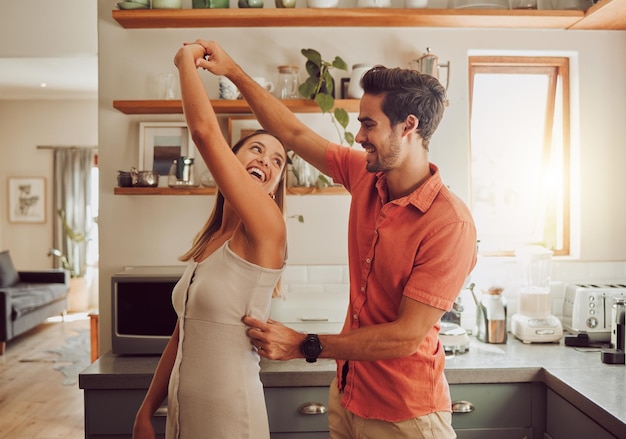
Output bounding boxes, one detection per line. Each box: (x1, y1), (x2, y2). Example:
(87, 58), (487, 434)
(276, 65), (300, 99)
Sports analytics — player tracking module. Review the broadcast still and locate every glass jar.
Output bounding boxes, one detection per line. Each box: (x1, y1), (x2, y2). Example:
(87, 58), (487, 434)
(276, 65), (300, 99)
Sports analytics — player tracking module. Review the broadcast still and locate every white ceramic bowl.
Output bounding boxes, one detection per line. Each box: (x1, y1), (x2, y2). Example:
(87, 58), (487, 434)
(152, 0), (183, 8)
(306, 0), (339, 7)
(405, 0), (428, 7)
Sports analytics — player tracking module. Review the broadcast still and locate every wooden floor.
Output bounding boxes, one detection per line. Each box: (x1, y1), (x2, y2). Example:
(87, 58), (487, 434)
(0, 313), (89, 439)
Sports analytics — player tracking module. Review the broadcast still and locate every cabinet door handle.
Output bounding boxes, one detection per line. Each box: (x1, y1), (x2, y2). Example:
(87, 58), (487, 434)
(298, 402), (328, 415)
(451, 400), (475, 413)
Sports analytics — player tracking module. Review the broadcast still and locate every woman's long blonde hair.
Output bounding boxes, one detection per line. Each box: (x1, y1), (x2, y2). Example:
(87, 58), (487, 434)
(179, 130), (288, 296)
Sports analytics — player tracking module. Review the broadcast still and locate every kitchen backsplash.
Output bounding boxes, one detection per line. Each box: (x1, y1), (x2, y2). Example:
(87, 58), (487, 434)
(280, 259), (626, 332)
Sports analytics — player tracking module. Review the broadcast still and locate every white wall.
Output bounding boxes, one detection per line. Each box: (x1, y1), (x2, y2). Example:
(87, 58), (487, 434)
(0, 0), (98, 266)
(0, 100), (98, 269)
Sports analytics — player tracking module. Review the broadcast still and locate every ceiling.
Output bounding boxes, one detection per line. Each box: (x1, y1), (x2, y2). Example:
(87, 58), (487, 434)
(0, 0), (98, 101)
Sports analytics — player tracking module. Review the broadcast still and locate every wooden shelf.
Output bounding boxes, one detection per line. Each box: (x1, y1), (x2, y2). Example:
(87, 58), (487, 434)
(113, 99), (360, 115)
(570, 0), (626, 30)
(111, 7), (592, 30)
(287, 185), (348, 195)
(114, 186), (217, 195)
(114, 185), (348, 195)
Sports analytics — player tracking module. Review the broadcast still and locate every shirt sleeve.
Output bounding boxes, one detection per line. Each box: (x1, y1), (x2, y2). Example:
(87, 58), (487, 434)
(404, 219), (477, 312)
(325, 142), (368, 193)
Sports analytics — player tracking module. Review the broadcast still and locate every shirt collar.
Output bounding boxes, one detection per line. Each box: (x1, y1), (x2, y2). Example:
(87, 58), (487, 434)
(375, 163), (443, 212)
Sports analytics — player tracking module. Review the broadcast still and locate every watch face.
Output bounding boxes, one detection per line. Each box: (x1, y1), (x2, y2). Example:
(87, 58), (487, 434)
(302, 334), (322, 361)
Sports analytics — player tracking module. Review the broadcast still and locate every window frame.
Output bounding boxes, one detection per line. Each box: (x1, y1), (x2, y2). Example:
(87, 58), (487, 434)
(468, 56), (571, 257)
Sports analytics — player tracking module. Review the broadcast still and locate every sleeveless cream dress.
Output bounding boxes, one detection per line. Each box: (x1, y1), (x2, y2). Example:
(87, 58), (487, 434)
(166, 241), (284, 439)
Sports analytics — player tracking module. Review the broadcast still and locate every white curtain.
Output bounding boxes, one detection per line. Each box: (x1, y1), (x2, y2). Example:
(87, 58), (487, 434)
(52, 148), (96, 278)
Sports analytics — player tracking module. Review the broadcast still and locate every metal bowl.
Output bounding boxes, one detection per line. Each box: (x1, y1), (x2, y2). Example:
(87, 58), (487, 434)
(131, 169), (159, 187)
(117, 171), (133, 187)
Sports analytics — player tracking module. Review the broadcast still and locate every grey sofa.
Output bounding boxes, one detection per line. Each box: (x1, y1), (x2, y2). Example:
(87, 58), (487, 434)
(0, 250), (70, 355)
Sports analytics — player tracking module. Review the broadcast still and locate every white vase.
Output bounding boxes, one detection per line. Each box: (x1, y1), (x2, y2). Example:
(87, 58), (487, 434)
(348, 64), (372, 99)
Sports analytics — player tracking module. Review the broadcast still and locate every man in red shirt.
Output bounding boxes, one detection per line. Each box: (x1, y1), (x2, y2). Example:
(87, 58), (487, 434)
(195, 40), (477, 438)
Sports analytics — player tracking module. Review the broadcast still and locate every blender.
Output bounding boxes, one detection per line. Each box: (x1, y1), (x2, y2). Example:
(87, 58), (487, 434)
(510, 246), (563, 343)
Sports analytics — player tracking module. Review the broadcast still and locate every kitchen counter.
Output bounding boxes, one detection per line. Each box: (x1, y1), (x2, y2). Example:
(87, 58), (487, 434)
(79, 336), (626, 438)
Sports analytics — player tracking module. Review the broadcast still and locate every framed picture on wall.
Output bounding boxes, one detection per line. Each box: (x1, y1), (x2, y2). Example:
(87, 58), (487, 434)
(7, 177), (46, 223)
(138, 122), (195, 177)
(228, 116), (262, 146)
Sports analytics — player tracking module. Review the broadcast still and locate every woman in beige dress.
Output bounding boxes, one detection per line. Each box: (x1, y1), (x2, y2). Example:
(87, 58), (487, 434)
(132, 41), (288, 439)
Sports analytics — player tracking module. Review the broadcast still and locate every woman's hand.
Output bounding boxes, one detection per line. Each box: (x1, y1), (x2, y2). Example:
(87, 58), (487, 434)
(189, 40), (238, 77)
(173, 42), (205, 68)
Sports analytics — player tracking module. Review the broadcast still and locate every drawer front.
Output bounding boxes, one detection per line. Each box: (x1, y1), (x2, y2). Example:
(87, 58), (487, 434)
(265, 386), (330, 433)
(450, 383), (532, 430)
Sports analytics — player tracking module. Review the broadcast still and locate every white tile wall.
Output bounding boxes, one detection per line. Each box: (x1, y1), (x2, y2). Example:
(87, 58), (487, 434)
(280, 260), (626, 332)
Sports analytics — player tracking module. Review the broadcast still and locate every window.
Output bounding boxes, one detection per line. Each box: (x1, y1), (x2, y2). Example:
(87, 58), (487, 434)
(469, 56), (570, 256)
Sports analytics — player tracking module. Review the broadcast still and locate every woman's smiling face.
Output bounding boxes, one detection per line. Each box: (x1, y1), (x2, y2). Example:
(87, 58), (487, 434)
(236, 133), (286, 194)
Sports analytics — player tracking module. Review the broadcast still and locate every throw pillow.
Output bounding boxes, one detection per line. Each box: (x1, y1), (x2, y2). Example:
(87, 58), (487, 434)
(0, 250), (20, 287)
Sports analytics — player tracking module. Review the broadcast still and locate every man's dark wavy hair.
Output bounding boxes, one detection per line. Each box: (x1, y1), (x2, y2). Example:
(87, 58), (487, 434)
(360, 65), (447, 150)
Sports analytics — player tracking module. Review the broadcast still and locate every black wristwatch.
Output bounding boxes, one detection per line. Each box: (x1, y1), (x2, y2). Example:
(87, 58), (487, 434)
(301, 334), (323, 363)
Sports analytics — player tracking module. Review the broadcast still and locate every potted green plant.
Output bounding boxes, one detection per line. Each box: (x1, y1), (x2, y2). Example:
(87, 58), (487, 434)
(48, 209), (87, 278)
(299, 48), (354, 147)
(48, 209), (90, 312)
(289, 48), (355, 189)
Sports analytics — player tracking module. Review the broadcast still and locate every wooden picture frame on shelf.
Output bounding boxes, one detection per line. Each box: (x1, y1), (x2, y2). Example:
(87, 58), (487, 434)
(138, 122), (195, 182)
(341, 78), (350, 99)
(228, 116), (262, 146)
(7, 177), (46, 223)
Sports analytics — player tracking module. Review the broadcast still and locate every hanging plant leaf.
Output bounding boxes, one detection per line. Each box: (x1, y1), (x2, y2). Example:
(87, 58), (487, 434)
(301, 49), (323, 67)
(334, 108), (349, 129)
(299, 77), (319, 99)
(344, 131), (355, 147)
(332, 56), (348, 71)
(315, 93), (334, 113)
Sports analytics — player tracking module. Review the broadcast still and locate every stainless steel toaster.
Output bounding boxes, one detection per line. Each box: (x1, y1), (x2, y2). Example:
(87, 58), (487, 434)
(562, 283), (626, 342)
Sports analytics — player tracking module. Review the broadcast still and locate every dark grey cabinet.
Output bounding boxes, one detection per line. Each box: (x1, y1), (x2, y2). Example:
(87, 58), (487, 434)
(545, 389), (616, 439)
(450, 382), (543, 439)
(83, 388), (165, 438)
(83, 385), (330, 439)
(265, 386), (330, 439)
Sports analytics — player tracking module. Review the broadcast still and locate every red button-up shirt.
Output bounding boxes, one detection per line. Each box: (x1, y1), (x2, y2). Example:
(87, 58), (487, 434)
(326, 143), (477, 422)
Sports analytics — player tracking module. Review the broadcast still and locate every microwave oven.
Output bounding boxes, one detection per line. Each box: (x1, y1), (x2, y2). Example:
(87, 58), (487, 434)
(111, 266), (184, 355)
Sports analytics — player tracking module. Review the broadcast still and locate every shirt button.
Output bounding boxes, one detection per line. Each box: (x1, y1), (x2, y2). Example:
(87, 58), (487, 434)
(360, 287), (365, 292)
(365, 258), (371, 264)
(353, 314), (358, 320)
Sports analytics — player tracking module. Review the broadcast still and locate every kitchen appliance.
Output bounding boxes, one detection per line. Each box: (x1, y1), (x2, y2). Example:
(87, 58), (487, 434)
(511, 246), (563, 343)
(409, 47), (450, 89)
(474, 286), (507, 344)
(111, 266), (183, 355)
(441, 295), (470, 354)
(562, 283), (626, 342)
(601, 298), (626, 364)
(440, 322), (471, 354)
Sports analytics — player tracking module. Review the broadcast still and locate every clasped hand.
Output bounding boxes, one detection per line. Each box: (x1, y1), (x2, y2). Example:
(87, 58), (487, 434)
(175, 39), (236, 78)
